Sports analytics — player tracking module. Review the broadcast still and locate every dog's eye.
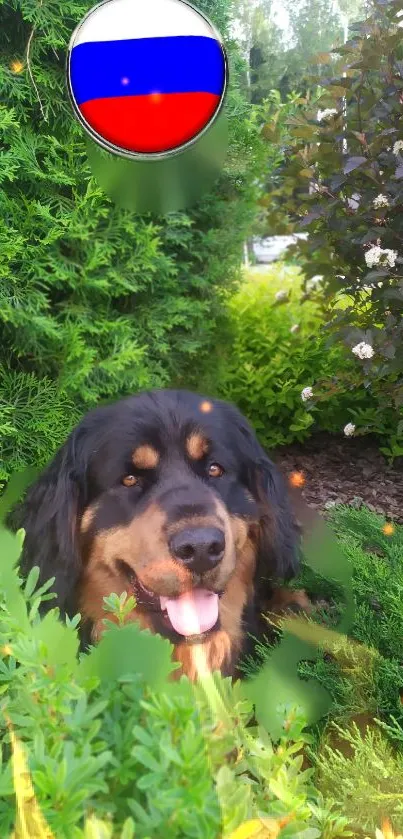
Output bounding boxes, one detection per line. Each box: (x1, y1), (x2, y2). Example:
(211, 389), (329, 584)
(122, 474), (139, 487)
(208, 463), (224, 478)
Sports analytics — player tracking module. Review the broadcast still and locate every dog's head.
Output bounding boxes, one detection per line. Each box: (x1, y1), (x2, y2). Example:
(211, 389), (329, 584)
(16, 390), (299, 658)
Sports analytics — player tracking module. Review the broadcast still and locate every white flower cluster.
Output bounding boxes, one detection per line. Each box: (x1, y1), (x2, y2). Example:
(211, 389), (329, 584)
(301, 386), (313, 402)
(352, 341), (374, 359)
(301, 394), (358, 439)
(373, 194), (389, 209)
(364, 245), (398, 268)
(393, 140), (403, 155)
(317, 108), (338, 122)
(301, 391), (358, 438)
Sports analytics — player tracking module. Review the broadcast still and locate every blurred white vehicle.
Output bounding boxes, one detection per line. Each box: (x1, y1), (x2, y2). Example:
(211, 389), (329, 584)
(251, 234), (308, 264)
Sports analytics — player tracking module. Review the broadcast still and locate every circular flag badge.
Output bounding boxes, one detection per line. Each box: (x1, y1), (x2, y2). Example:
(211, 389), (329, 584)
(67, 0), (228, 159)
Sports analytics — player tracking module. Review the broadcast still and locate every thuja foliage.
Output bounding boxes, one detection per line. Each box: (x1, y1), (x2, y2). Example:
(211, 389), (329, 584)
(0, 0), (263, 481)
(258, 0), (403, 459)
(0, 521), (356, 839)
(242, 504), (403, 834)
(303, 505), (403, 733)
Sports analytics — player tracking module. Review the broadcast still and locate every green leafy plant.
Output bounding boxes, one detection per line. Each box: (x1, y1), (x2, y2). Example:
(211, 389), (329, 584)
(102, 592), (137, 629)
(0, 516), (351, 838)
(209, 264), (378, 449)
(0, 471), (402, 836)
(256, 88), (322, 239)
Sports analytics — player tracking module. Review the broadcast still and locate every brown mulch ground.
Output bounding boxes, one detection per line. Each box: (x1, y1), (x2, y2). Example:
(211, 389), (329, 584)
(273, 432), (403, 524)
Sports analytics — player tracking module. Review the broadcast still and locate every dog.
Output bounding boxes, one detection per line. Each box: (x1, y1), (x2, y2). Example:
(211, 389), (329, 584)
(14, 389), (303, 680)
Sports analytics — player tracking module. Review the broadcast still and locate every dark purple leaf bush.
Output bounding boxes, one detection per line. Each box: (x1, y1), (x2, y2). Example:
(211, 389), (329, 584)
(258, 0), (403, 460)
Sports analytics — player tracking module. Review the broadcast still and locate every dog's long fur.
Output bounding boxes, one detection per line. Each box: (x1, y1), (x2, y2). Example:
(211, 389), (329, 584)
(12, 389), (301, 679)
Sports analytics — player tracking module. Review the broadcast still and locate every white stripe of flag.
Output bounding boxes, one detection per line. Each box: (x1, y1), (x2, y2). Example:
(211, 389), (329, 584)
(73, 0), (215, 46)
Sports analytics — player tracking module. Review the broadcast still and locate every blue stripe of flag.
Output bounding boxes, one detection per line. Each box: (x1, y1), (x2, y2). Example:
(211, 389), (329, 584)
(70, 35), (225, 105)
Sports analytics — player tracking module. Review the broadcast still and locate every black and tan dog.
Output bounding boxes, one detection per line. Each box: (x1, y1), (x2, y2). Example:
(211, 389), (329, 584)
(15, 389), (307, 680)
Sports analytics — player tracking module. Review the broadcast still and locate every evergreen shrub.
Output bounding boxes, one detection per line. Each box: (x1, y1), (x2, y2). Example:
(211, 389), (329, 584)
(0, 0), (263, 480)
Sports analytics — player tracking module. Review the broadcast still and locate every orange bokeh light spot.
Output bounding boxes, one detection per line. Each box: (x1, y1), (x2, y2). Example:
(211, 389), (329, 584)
(289, 471), (305, 488)
(382, 522), (395, 536)
(10, 60), (24, 73)
(199, 400), (213, 413)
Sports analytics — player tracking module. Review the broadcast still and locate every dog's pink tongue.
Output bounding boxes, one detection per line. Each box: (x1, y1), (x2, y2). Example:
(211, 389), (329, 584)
(160, 589), (219, 636)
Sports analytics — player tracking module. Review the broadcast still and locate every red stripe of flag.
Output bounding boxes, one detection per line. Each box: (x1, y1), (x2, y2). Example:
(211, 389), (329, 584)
(80, 91), (220, 153)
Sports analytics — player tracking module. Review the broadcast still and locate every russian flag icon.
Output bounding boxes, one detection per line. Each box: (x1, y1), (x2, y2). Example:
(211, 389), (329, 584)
(67, 0), (227, 157)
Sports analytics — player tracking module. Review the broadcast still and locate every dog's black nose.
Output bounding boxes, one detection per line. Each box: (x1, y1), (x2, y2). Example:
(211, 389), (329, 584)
(169, 527), (225, 573)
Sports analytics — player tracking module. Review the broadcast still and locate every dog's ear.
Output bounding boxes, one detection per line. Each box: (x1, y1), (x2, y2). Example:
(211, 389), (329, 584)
(253, 450), (300, 582)
(235, 416), (300, 583)
(10, 430), (87, 617)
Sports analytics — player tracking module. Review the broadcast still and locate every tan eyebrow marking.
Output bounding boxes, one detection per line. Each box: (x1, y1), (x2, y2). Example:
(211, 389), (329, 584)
(132, 444), (159, 470)
(186, 432), (209, 460)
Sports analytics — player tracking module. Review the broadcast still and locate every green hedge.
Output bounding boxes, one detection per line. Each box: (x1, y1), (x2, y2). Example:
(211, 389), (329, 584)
(204, 265), (380, 450)
(0, 0), (263, 480)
